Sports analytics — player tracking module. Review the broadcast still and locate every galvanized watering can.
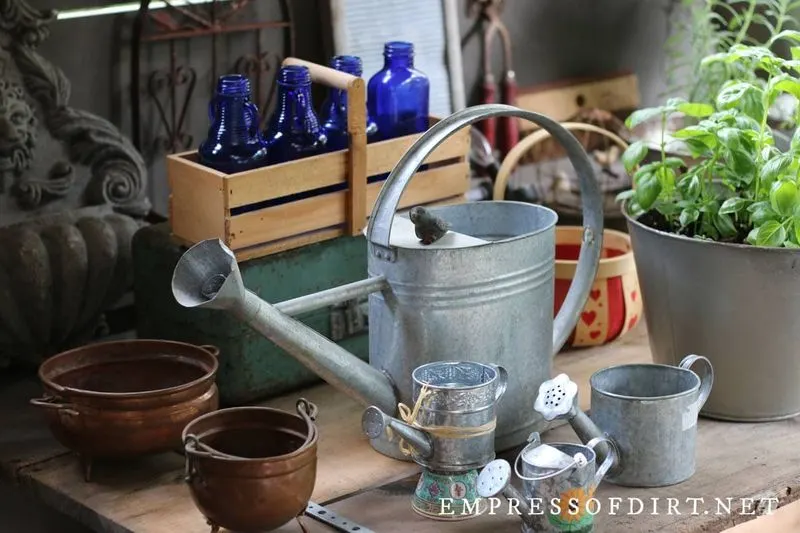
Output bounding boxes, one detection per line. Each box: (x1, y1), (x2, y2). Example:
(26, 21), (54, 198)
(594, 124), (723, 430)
(361, 361), (508, 472)
(477, 432), (617, 532)
(171, 104), (604, 461)
(534, 355), (714, 487)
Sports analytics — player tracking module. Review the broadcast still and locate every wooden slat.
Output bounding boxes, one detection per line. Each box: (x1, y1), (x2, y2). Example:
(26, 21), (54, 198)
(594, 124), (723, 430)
(216, 120), (468, 210)
(227, 162), (470, 250)
(166, 155), (227, 243)
(366, 127), (470, 176)
(233, 195), (468, 261)
(516, 73), (640, 131)
(225, 151), (349, 209)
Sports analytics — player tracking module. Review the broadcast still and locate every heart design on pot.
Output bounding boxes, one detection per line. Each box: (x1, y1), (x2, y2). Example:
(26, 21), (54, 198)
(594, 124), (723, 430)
(581, 311), (596, 326)
(628, 316), (638, 329)
(590, 331), (601, 340)
(631, 290), (637, 301)
(590, 289), (601, 301)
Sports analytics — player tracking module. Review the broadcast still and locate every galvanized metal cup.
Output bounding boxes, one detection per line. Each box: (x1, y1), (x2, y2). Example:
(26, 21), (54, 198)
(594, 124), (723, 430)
(590, 354), (713, 487)
(412, 361), (508, 471)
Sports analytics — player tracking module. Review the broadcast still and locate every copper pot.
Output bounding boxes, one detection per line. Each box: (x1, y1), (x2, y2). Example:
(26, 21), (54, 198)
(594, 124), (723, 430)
(31, 339), (220, 481)
(183, 400), (318, 533)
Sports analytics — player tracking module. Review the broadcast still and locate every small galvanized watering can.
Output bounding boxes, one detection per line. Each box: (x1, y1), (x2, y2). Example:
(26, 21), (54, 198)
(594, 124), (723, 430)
(477, 432), (617, 532)
(363, 361), (508, 520)
(171, 104), (604, 461)
(362, 361), (508, 471)
(535, 355), (714, 487)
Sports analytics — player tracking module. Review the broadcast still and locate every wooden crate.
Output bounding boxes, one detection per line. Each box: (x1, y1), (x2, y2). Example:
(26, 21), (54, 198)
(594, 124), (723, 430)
(168, 58), (471, 261)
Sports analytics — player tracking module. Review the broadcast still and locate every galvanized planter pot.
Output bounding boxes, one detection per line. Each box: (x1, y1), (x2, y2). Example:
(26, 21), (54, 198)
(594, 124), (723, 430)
(624, 210), (800, 421)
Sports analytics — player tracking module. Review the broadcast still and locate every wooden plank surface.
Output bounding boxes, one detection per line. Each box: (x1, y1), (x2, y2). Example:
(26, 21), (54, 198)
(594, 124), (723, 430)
(4, 324), (799, 533)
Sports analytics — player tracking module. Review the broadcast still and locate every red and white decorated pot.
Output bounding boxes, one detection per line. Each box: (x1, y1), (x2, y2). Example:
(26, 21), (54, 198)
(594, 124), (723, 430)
(554, 227), (642, 349)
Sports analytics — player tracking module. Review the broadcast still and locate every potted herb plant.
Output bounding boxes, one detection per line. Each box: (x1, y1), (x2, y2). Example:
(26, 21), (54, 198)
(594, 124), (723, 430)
(619, 36), (800, 422)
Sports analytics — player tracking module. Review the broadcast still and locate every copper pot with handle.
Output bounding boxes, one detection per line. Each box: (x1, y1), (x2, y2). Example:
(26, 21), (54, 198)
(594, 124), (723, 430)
(30, 339), (220, 481)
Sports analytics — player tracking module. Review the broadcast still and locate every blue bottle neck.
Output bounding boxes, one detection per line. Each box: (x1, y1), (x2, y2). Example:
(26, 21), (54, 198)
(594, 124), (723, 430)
(383, 41), (414, 69)
(271, 66), (319, 132)
(216, 74), (251, 97)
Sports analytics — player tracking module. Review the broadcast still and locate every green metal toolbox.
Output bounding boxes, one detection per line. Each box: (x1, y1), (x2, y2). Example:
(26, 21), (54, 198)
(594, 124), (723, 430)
(132, 223), (369, 405)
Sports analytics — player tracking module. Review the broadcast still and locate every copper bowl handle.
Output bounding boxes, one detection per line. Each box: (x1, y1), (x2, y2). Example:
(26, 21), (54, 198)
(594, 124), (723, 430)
(30, 396), (79, 417)
(199, 345), (221, 358)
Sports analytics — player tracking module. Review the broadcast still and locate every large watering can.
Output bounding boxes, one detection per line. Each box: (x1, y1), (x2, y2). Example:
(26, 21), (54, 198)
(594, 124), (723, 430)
(171, 104), (604, 461)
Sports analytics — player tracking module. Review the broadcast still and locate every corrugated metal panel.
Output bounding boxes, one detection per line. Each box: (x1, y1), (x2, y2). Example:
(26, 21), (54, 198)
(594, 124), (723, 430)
(330, 0), (453, 117)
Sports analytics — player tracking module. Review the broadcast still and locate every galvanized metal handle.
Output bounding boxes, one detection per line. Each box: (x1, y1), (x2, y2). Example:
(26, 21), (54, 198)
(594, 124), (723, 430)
(679, 354), (714, 411)
(492, 364), (508, 401)
(586, 435), (620, 486)
(30, 396), (79, 417)
(513, 434), (581, 482)
(365, 104), (603, 354)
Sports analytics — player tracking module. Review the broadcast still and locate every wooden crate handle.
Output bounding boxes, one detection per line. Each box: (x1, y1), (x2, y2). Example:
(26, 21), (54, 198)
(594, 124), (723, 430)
(283, 57), (368, 235)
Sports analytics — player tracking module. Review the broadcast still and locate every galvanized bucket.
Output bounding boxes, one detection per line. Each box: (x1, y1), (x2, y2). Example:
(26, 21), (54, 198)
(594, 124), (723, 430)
(626, 211), (800, 421)
(589, 355), (713, 487)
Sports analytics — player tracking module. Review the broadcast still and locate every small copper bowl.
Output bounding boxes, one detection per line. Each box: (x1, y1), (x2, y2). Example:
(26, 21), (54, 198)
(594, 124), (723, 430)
(31, 339), (220, 481)
(183, 400), (318, 533)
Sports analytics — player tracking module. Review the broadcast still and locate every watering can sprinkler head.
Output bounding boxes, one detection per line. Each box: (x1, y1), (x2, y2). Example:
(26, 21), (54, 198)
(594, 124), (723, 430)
(477, 459), (536, 528)
(535, 373), (580, 421)
(361, 406), (434, 460)
(172, 239), (246, 312)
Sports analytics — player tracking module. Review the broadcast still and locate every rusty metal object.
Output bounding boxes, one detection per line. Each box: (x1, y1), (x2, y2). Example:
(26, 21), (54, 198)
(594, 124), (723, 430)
(31, 339), (220, 481)
(183, 400), (318, 533)
(129, 0), (295, 154)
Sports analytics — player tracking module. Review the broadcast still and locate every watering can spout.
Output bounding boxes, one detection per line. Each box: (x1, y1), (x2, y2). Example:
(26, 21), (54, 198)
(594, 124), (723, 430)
(171, 240), (398, 416)
(362, 406), (434, 459)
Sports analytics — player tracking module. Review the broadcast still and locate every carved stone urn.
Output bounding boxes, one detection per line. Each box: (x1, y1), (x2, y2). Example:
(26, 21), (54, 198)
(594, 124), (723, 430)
(0, 0), (150, 367)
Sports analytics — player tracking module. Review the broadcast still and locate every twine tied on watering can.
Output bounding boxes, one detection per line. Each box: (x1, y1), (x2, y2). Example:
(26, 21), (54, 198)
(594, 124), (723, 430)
(389, 383), (499, 457)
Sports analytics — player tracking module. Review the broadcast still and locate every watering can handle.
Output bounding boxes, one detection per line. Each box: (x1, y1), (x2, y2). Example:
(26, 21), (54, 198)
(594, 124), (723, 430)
(365, 104), (604, 355)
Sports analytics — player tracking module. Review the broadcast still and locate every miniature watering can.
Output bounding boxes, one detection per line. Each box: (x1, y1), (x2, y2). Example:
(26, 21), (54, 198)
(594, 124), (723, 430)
(534, 355), (714, 487)
(361, 361), (508, 472)
(477, 432), (617, 532)
(171, 104), (604, 462)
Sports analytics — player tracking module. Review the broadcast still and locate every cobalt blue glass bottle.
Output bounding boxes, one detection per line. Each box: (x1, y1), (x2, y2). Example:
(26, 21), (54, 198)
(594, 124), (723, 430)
(198, 74), (268, 173)
(321, 55), (379, 152)
(263, 65), (327, 164)
(367, 41), (430, 140)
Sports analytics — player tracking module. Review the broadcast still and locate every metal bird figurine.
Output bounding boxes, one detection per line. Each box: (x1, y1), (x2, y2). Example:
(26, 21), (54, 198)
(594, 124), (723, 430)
(409, 206), (450, 245)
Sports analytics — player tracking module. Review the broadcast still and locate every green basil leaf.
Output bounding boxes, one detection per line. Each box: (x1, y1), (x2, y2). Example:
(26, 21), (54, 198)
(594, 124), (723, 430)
(716, 81), (753, 109)
(719, 196), (749, 215)
(714, 213), (738, 239)
(677, 102), (714, 118)
(717, 127), (740, 150)
(679, 207), (700, 227)
(625, 107), (664, 130)
(745, 228), (759, 245)
(755, 220), (787, 247)
(769, 179), (799, 216)
(636, 172), (662, 211)
(615, 189), (635, 203)
(749, 201), (780, 226)
(621, 141), (649, 174)
(729, 148), (756, 178)
(759, 154), (793, 184)
(678, 175), (701, 200)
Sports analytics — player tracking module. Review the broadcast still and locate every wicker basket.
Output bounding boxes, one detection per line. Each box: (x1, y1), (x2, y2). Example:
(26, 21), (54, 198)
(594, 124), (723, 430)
(554, 227), (642, 349)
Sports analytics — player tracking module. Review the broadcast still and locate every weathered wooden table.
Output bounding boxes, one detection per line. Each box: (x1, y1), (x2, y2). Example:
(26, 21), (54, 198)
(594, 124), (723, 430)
(2, 325), (799, 533)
